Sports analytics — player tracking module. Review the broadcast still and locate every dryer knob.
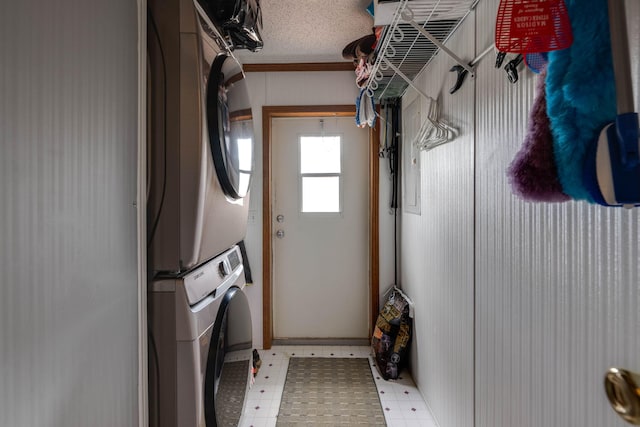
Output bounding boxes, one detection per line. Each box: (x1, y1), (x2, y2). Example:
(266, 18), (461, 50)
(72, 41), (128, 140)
(218, 262), (227, 277)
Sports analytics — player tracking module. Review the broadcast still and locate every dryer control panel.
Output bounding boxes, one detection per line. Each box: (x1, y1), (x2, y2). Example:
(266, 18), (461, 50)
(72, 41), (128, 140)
(182, 245), (244, 306)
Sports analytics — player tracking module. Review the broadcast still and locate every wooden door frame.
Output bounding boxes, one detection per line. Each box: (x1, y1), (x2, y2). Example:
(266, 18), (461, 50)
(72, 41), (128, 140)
(262, 105), (379, 349)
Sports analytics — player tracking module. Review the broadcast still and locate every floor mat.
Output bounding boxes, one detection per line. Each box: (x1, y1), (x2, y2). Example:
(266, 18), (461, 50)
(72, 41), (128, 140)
(276, 357), (386, 426)
(215, 360), (249, 426)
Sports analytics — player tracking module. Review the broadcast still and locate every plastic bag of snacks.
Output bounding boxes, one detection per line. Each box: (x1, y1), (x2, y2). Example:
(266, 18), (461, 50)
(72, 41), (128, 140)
(371, 287), (413, 380)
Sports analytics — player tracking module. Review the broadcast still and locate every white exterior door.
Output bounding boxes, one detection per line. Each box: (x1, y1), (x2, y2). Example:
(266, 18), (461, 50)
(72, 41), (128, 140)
(271, 116), (369, 340)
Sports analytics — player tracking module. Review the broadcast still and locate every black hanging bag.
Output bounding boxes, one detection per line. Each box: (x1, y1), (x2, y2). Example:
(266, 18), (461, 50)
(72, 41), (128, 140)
(199, 0), (263, 51)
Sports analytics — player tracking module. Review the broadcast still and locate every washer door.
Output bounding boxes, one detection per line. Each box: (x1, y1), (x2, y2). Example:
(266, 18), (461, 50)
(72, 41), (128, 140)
(206, 54), (254, 200)
(204, 286), (253, 427)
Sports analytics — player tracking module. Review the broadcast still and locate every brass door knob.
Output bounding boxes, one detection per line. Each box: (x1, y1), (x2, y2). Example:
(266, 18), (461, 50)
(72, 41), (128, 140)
(604, 368), (640, 425)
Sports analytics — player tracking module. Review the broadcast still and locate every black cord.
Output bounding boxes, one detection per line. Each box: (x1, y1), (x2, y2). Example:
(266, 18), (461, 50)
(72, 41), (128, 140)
(390, 99), (400, 210)
(380, 102), (390, 158)
(380, 99), (401, 287)
(147, 8), (168, 249)
(148, 330), (161, 427)
(391, 99), (400, 286)
(146, 10), (165, 423)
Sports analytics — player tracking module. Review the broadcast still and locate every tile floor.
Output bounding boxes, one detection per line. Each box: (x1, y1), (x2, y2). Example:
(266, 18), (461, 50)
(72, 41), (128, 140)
(239, 345), (439, 427)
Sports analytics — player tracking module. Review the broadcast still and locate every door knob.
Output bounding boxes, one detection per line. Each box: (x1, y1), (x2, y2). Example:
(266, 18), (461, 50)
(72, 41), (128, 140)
(275, 229), (285, 239)
(276, 214), (285, 223)
(604, 367), (640, 425)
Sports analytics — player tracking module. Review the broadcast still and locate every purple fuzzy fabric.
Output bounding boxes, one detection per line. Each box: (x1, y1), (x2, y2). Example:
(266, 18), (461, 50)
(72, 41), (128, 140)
(508, 71), (570, 202)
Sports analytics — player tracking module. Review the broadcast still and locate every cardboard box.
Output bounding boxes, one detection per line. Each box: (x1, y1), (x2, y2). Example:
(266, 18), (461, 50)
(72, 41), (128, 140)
(373, 0), (402, 26)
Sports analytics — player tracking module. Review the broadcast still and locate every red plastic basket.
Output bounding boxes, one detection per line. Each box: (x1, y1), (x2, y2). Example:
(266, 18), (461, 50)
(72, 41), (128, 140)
(495, 0), (573, 53)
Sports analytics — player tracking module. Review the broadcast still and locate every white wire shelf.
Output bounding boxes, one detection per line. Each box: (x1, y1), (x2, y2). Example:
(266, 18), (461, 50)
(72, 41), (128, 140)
(367, 0), (480, 101)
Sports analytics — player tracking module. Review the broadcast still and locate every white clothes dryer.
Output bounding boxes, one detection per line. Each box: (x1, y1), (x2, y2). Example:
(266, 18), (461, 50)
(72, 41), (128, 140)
(148, 245), (253, 427)
(147, 0), (255, 275)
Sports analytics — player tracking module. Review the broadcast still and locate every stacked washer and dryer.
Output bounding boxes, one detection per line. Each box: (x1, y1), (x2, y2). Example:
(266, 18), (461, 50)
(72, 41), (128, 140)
(147, 0), (258, 425)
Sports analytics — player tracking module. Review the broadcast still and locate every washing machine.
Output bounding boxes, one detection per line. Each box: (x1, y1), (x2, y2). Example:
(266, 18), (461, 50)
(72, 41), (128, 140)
(148, 245), (253, 427)
(147, 0), (255, 275)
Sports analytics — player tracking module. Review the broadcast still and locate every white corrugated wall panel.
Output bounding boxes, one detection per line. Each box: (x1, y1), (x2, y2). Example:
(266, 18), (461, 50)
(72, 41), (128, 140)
(0, 1), (140, 426)
(474, 0), (640, 426)
(400, 13), (476, 427)
(400, 0), (640, 425)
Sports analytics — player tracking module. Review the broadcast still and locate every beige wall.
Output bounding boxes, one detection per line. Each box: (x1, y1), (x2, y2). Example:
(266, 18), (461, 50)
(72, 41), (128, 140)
(243, 70), (397, 347)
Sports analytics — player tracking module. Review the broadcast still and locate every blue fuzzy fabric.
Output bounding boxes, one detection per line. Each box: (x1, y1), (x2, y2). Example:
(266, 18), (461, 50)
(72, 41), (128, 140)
(545, 0), (616, 202)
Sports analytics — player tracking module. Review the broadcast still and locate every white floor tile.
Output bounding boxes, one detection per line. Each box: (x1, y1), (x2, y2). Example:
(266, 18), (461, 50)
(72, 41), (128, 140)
(398, 399), (428, 412)
(403, 419), (438, 427)
(240, 416), (277, 427)
(243, 345), (436, 427)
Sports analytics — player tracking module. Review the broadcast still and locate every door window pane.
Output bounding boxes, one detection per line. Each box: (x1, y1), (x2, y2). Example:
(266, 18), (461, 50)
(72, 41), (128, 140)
(299, 135), (342, 213)
(300, 136), (341, 173)
(237, 137), (253, 171)
(302, 177), (340, 212)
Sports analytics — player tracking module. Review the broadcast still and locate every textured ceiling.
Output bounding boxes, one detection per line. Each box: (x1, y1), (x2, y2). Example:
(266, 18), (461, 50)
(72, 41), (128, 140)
(235, 0), (375, 64)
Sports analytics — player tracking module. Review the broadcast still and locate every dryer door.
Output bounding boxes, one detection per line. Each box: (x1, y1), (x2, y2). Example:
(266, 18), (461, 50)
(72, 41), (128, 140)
(206, 54), (254, 200)
(204, 286), (253, 426)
